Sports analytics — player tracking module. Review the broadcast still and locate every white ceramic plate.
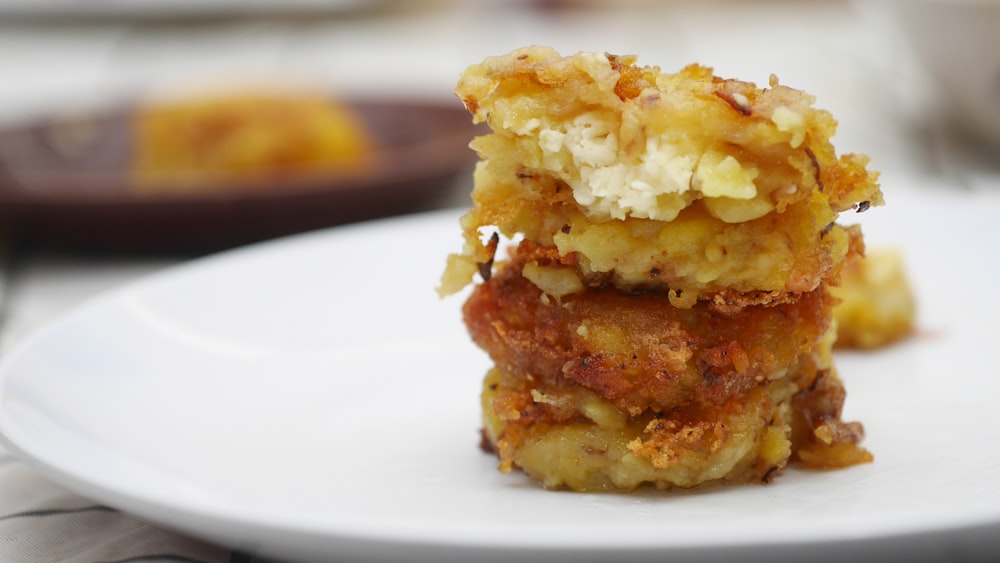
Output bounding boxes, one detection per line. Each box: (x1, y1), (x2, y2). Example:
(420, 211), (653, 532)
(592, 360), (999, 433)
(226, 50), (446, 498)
(1, 193), (999, 562)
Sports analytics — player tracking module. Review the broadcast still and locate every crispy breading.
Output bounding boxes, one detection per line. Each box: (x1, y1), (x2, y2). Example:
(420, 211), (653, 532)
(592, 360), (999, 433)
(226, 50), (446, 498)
(440, 46), (881, 303)
(464, 242), (835, 415)
(480, 356), (868, 491)
(481, 368), (790, 491)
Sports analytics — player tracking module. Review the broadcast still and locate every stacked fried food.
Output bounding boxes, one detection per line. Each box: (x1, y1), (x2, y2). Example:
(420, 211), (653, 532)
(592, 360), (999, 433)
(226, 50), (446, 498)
(440, 47), (881, 491)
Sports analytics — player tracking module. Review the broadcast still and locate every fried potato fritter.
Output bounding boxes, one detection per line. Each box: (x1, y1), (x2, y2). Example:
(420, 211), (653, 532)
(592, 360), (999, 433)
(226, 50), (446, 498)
(444, 47), (879, 492)
(833, 249), (917, 349)
(464, 242), (835, 416)
(440, 46), (881, 303)
(481, 368), (793, 491)
(480, 357), (869, 491)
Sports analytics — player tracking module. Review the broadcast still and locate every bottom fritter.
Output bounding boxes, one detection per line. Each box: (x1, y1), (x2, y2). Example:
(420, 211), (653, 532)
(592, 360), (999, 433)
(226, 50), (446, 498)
(479, 350), (870, 492)
(467, 242), (872, 491)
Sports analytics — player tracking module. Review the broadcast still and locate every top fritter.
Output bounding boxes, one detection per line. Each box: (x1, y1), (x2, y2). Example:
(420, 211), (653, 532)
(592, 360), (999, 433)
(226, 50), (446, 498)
(440, 46), (882, 306)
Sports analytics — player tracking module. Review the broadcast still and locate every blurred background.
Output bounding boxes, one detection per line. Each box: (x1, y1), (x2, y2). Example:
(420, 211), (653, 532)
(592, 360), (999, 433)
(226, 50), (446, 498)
(0, 0), (992, 199)
(0, 1), (928, 153)
(1, 0), (998, 231)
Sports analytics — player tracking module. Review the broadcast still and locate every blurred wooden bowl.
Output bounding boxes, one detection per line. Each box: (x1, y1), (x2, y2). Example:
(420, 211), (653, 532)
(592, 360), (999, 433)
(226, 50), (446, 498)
(0, 98), (479, 253)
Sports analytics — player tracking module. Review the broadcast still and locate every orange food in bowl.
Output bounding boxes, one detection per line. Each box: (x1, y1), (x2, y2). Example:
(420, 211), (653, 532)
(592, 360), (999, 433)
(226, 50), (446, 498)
(132, 91), (374, 192)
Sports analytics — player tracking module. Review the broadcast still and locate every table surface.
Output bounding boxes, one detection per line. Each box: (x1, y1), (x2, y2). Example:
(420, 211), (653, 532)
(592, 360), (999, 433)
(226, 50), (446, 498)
(0, 1), (997, 561)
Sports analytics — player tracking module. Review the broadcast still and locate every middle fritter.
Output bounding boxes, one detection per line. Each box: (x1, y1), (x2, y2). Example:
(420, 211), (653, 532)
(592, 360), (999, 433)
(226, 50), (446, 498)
(465, 241), (834, 417)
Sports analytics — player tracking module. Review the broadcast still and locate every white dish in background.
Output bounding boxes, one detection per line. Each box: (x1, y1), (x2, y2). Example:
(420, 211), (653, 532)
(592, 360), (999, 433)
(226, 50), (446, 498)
(0, 0), (378, 19)
(0, 194), (998, 562)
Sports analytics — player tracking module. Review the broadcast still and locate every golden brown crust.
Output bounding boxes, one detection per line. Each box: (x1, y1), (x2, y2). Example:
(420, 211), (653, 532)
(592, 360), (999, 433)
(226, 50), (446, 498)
(480, 355), (869, 491)
(480, 367), (790, 491)
(441, 47), (882, 300)
(791, 369), (873, 468)
(464, 242), (835, 415)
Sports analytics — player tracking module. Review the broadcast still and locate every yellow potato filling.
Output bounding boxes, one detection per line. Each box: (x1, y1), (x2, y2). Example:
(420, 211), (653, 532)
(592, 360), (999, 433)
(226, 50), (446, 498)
(440, 46), (881, 303)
